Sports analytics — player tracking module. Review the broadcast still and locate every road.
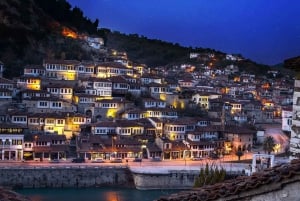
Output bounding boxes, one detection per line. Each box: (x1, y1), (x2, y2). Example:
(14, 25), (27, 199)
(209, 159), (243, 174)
(0, 158), (248, 173)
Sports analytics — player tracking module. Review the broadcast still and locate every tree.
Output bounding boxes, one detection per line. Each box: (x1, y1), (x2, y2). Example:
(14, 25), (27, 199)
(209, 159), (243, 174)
(263, 136), (276, 154)
(235, 150), (244, 161)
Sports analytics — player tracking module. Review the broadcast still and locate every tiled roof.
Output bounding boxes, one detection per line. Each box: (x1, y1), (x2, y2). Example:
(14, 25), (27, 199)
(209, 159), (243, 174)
(157, 159), (300, 201)
(97, 62), (127, 68)
(43, 59), (80, 65)
(0, 77), (14, 84)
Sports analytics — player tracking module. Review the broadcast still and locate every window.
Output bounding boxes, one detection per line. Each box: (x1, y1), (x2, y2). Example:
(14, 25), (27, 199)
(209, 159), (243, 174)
(39, 102), (48, 107)
(52, 102), (62, 108)
(46, 119), (55, 124)
(57, 119), (64, 124)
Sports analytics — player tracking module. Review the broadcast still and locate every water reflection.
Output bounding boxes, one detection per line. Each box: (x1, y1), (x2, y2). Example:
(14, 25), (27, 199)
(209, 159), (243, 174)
(17, 188), (180, 201)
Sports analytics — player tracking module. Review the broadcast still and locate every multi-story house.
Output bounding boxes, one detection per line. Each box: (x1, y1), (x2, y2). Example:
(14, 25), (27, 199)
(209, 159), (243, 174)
(27, 113), (44, 133)
(144, 107), (178, 119)
(164, 119), (189, 141)
(23, 65), (45, 77)
(0, 77), (14, 106)
(33, 134), (68, 161)
(242, 100), (263, 124)
(79, 77), (112, 97)
(142, 98), (166, 108)
(224, 125), (255, 152)
(290, 80), (300, 159)
(76, 134), (143, 160)
(74, 93), (97, 116)
(95, 62), (133, 78)
(115, 119), (144, 136)
(44, 59), (80, 80)
(90, 121), (117, 135)
(132, 63), (145, 76)
(10, 112), (28, 125)
(145, 82), (170, 100)
(121, 108), (144, 120)
(94, 98), (134, 120)
(282, 106), (292, 134)
(141, 74), (162, 85)
(185, 125), (224, 158)
(64, 112), (91, 137)
(23, 96), (77, 113)
(17, 75), (42, 90)
(0, 123), (25, 161)
(75, 61), (96, 79)
(178, 79), (197, 88)
(155, 137), (187, 160)
(148, 117), (164, 137)
(45, 83), (74, 102)
(230, 100), (243, 114)
(110, 76), (129, 96)
(21, 89), (51, 99)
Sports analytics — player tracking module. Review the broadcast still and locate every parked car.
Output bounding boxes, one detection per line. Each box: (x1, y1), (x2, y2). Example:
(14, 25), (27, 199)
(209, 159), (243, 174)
(191, 157), (203, 161)
(91, 158), (105, 163)
(151, 157), (162, 162)
(71, 158), (85, 163)
(110, 158), (123, 163)
(133, 157), (142, 162)
(49, 159), (60, 163)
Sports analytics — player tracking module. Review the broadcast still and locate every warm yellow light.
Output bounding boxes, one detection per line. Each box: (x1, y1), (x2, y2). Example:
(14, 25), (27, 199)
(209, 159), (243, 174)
(274, 144), (281, 153)
(106, 108), (117, 118)
(160, 94), (166, 101)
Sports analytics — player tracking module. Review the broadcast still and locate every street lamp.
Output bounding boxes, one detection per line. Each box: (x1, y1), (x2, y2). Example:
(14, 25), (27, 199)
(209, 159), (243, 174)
(111, 135), (117, 159)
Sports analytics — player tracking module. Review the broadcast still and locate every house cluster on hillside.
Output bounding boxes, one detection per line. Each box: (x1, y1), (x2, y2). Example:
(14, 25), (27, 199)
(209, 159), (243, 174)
(0, 51), (294, 161)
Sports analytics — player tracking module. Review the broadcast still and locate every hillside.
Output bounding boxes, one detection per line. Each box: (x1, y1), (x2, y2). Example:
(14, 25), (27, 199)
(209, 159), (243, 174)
(0, 0), (271, 78)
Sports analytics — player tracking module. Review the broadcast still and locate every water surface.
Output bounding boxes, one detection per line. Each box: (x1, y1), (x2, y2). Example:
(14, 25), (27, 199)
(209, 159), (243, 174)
(17, 187), (180, 201)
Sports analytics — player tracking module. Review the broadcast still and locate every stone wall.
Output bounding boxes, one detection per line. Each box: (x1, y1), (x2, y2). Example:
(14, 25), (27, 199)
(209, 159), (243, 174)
(133, 170), (199, 190)
(0, 166), (134, 189)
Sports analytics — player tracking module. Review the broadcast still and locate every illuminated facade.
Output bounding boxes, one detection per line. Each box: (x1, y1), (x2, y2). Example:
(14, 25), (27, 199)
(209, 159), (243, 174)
(90, 121), (117, 135)
(44, 59), (80, 80)
(0, 124), (24, 161)
(75, 62), (96, 78)
(22, 96), (77, 113)
(94, 98), (134, 120)
(224, 126), (255, 152)
(95, 62), (134, 78)
(46, 83), (74, 102)
(17, 76), (41, 90)
(80, 77), (112, 97)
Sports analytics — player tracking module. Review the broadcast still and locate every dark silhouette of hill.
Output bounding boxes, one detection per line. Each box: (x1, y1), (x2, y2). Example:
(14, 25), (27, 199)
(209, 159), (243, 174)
(0, 0), (271, 78)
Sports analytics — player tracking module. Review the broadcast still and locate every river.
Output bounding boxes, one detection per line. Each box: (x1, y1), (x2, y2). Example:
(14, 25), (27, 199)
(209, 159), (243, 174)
(16, 187), (180, 201)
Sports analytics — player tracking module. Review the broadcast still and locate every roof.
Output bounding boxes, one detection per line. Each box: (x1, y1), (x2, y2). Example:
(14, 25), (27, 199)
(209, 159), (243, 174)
(44, 59), (80, 65)
(97, 62), (127, 69)
(157, 159), (300, 201)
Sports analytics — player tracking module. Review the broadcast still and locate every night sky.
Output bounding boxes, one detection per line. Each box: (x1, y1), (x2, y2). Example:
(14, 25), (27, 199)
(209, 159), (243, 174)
(68, 0), (300, 65)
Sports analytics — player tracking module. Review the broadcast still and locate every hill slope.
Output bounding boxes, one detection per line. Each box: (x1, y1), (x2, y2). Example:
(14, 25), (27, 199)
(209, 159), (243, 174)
(0, 0), (271, 78)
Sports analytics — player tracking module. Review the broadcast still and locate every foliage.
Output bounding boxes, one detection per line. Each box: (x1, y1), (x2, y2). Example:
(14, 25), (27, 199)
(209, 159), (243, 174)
(194, 163), (226, 187)
(263, 136), (276, 154)
(0, 0), (272, 79)
(235, 150), (244, 161)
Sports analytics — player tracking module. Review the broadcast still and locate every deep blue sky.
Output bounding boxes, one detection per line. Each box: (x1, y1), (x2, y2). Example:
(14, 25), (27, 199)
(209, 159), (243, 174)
(68, 0), (300, 65)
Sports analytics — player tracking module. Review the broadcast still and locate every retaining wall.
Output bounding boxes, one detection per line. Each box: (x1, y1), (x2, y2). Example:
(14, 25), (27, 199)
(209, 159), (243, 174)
(0, 166), (134, 189)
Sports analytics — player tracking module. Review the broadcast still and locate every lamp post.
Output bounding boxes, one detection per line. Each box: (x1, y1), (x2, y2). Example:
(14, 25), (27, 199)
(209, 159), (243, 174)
(111, 135), (117, 159)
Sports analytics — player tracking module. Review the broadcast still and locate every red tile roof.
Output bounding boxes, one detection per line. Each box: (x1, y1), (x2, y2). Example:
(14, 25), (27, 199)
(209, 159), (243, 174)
(157, 159), (300, 201)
